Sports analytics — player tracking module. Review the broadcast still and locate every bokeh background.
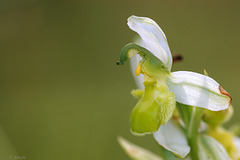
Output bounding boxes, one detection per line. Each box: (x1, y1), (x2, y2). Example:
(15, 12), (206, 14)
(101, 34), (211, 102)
(0, 0), (240, 159)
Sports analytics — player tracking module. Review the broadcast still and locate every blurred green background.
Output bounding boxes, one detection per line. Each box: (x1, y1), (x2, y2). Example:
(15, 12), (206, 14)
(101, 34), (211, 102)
(0, 0), (240, 159)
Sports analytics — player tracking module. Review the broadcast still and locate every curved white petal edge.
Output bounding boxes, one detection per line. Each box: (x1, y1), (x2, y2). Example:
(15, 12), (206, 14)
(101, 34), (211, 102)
(127, 15), (172, 69)
(118, 136), (163, 160)
(153, 120), (190, 158)
(234, 137), (240, 153)
(198, 135), (231, 160)
(167, 71), (231, 111)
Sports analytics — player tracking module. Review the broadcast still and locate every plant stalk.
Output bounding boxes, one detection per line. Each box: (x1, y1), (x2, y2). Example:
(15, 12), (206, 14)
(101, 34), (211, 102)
(176, 103), (204, 160)
(187, 107), (204, 160)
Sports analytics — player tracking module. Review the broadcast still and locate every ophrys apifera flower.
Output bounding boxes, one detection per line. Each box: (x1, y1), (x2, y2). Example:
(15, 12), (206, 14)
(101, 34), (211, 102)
(117, 15), (231, 136)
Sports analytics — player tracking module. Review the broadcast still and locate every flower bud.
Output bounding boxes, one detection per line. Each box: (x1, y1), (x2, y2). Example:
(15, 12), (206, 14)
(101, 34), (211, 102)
(202, 105), (233, 127)
(207, 127), (238, 159)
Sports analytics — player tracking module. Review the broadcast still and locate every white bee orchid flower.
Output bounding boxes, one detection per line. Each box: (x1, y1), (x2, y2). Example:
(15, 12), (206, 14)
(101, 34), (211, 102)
(118, 15), (231, 137)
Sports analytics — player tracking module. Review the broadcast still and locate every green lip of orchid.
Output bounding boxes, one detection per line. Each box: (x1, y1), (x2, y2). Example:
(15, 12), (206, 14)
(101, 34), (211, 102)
(118, 15), (232, 136)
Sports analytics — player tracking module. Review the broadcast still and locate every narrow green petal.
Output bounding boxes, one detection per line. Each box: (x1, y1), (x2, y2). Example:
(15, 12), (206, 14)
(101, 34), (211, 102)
(117, 43), (168, 76)
(131, 89), (144, 99)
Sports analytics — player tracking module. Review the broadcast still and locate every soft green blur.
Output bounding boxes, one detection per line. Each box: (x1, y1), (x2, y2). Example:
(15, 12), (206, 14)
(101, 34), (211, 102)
(0, 0), (240, 159)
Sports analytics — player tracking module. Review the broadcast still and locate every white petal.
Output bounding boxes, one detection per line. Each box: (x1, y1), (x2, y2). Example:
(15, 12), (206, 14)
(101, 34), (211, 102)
(127, 15), (172, 69)
(167, 71), (231, 111)
(118, 136), (163, 160)
(234, 137), (240, 153)
(198, 135), (231, 160)
(130, 37), (145, 89)
(153, 121), (190, 158)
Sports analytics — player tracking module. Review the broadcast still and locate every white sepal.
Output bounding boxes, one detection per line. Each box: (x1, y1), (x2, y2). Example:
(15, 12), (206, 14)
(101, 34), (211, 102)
(153, 121), (190, 158)
(167, 71), (231, 111)
(128, 15), (172, 69)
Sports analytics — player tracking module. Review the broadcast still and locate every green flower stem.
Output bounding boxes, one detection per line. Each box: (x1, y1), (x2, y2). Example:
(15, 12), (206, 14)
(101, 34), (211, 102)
(176, 103), (204, 160)
(176, 103), (192, 129)
(187, 107), (204, 160)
